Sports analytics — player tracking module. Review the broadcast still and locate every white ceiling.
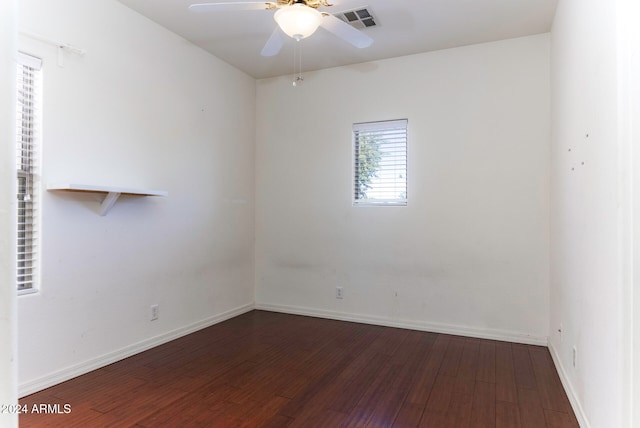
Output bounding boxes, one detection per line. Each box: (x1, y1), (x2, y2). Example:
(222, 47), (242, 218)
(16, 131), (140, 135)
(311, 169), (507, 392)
(116, 0), (558, 79)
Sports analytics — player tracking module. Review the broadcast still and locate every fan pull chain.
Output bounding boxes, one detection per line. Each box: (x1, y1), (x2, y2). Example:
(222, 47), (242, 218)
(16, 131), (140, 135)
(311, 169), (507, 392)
(293, 39), (303, 87)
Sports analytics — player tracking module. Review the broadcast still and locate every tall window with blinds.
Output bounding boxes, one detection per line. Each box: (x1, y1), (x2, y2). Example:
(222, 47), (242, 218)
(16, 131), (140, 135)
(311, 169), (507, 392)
(16, 53), (42, 292)
(353, 119), (408, 206)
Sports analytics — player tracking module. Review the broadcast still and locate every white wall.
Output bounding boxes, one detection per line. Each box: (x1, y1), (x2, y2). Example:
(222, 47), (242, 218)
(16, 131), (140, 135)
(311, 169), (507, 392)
(255, 34), (551, 344)
(620, 1), (640, 425)
(629, 0), (640, 422)
(618, 0), (639, 425)
(0, 0), (18, 426)
(549, 0), (631, 426)
(17, 0), (256, 395)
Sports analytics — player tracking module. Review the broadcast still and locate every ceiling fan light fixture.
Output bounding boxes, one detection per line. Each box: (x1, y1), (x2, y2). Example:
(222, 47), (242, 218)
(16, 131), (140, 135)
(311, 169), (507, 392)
(274, 4), (322, 40)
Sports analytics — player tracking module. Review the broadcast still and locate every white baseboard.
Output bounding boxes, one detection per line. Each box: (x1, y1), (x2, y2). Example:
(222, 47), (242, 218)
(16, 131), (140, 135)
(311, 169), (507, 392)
(18, 302), (255, 398)
(255, 302), (548, 346)
(548, 342), (589, 428)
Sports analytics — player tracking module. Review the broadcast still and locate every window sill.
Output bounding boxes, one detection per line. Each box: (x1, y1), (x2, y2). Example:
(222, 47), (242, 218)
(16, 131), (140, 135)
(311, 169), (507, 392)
(353, 201), (408, 207)
(17, 288), (39, 296)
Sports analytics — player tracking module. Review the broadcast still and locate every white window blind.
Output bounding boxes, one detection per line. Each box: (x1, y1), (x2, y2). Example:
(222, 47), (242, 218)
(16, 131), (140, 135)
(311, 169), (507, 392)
(353, 119), (408, 206)
(16, 52), (42, 292)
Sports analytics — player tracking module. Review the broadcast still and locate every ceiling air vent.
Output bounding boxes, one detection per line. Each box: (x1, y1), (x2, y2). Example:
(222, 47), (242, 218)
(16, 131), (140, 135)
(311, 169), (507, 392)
(334, 7), (378, 30)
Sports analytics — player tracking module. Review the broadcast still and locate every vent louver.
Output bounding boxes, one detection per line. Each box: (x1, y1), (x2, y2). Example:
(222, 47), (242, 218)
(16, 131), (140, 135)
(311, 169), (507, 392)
(334, 7), (377, 30)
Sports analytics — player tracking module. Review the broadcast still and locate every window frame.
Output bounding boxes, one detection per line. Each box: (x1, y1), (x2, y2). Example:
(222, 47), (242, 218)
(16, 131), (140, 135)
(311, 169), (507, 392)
(352, 119), (408, 207)
(16, 52), (42, 296)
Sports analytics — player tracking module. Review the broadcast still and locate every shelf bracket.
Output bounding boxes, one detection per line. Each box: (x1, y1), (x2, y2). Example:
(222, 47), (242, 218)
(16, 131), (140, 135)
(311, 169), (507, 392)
(99, 192), (121, 216)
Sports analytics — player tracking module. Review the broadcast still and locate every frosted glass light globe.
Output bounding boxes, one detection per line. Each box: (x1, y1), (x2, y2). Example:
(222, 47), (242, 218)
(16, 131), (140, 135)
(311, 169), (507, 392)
(274, 4), (322, 40)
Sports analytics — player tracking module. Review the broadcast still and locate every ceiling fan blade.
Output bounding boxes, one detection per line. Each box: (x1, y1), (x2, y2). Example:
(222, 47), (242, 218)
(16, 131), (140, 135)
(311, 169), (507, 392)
(319, 13), (373, 49)
(188, 2), (275, 13)
(261, 28), (284, 57)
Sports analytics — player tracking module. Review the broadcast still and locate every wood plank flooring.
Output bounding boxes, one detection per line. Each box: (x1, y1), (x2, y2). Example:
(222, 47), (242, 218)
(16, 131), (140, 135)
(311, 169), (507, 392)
(19, 310), (579, 427)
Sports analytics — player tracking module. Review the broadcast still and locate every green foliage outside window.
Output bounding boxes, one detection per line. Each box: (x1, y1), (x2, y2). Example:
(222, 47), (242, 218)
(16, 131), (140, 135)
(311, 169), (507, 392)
(356, 135), (381, 199)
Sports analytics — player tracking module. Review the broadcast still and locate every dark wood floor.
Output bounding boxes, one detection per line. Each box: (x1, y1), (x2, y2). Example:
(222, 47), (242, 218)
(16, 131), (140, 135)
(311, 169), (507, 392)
(19, 310), (579, 427)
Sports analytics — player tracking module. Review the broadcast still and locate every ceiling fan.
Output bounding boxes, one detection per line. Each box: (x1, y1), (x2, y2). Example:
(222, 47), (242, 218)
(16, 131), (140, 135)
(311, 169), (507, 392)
(188, 0), (374, 57)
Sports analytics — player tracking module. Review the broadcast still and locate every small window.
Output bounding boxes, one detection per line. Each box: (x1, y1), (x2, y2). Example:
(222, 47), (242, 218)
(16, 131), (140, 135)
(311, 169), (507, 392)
(353, 119), (407, 206)
(16, 52), (42, 293)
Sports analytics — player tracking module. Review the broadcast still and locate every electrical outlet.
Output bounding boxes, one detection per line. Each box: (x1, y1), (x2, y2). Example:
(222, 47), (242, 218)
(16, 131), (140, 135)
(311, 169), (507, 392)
(151, 304), (159, 321)
(336, 287), (343, 299)
(572, 346), (577, 368)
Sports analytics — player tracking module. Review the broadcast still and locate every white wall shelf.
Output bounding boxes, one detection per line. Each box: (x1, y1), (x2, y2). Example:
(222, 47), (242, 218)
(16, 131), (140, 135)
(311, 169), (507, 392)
(47, 183), (168, 216)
